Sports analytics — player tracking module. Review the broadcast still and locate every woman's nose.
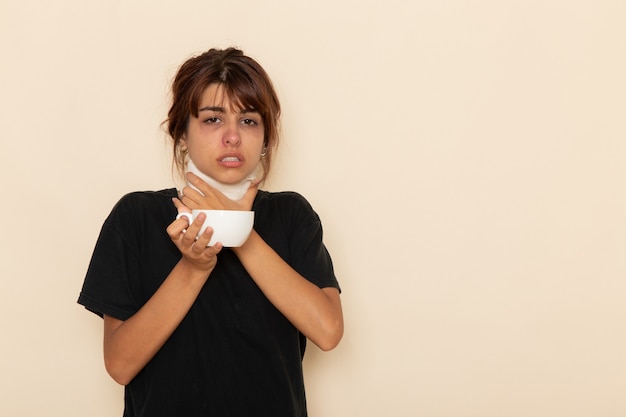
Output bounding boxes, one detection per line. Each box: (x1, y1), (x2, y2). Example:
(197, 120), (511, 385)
(223, 125), (241, 147)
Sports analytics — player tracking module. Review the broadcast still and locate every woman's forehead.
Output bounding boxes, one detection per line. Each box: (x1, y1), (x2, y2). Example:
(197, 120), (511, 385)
(199, 83), (255, 112)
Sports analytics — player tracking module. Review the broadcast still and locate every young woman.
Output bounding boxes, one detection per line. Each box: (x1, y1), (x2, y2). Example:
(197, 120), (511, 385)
(78, 47), (343, 417)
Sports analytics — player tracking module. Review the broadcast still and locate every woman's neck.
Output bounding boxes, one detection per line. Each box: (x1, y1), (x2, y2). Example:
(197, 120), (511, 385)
(185, 159), (255, 201)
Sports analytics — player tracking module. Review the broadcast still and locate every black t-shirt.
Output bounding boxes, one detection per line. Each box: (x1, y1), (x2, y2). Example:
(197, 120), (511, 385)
(78, 188), (340, 417)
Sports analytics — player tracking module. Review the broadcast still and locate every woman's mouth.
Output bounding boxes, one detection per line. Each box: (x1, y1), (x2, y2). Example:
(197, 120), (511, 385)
(219, 155), (244, 168)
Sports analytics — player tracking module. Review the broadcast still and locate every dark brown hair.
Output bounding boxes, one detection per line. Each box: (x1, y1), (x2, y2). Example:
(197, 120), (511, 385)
(166, 47), (281, 183)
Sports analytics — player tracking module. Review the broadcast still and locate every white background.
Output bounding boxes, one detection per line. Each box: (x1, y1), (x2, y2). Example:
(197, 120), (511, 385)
(1, 1), (625, 416)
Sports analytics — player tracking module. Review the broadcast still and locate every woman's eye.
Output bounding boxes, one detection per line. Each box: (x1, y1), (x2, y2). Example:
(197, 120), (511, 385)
(241, 118), (258, 126)
(203, 117), (221, 124)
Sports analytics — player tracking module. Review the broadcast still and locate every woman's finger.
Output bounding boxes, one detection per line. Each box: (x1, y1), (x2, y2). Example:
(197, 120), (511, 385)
(194, 225), (214, 249)
(172, 197), (191, 214)
(166, 216), (190, 238)
(186, 172), (219, 198)
(180, 185), (205, 209)
(240, 181), (260, 211)
(179, 212), (204, 244)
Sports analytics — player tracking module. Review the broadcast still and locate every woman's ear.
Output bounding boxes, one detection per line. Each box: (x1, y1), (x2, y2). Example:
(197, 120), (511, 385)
(179, 137), (188, 155)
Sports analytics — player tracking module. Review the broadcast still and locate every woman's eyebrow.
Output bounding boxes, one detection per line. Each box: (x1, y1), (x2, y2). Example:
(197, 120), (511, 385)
(198, 106), (225, 113)
(198, 106), (259, 114)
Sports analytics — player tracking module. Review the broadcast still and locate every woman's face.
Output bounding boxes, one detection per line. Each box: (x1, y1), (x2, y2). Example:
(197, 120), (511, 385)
(182, 84), (265, 184)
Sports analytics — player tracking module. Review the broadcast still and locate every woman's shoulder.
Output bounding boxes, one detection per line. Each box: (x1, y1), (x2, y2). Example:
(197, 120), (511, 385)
(105, 188), (178, 226)
(256, 190), (314, 210)
(255, 190), (321, 224)
(112, 188), (178, 210)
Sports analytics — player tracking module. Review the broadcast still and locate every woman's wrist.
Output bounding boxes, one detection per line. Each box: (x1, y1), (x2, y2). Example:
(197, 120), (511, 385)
(233, 229), (261, 259)
(175, 257), (213, 284)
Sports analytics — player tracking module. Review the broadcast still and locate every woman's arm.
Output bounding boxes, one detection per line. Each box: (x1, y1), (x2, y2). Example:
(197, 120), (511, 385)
(181, 175), (344, 350)
(233, 231), (344, 351)
(103, 207), (221, 385)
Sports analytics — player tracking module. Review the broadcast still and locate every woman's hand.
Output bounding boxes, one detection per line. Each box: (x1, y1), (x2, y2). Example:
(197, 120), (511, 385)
(105, 196), (226, 385)
(167, 198), (222, 273)
(234, 232), (344, 351)
(180, 172), (259, 211)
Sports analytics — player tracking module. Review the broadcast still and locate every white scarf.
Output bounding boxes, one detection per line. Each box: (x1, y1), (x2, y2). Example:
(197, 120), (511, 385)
(185, 159), (256, 201)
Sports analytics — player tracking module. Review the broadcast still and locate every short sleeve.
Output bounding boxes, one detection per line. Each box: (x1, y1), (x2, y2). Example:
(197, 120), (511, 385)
(283, 193), (341, 292)
(77, 197), (143, 320)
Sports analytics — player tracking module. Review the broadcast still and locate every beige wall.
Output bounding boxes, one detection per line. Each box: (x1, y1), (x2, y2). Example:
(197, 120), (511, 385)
(1, 1), (625, 416)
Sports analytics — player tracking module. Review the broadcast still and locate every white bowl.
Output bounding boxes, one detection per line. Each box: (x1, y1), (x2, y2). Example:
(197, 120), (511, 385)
(177, 210), (254, 247)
